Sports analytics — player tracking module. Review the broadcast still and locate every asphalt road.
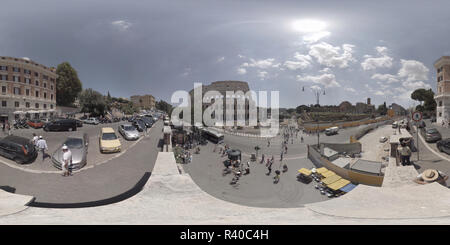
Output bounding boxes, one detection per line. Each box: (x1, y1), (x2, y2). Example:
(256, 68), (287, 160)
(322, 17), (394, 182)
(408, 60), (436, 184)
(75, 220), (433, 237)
(182, 123), (378, 208)
(0, 120), (163, 204)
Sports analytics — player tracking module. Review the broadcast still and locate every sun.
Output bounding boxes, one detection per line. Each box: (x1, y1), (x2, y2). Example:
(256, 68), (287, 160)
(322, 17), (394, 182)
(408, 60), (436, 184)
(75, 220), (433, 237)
(291, 19), (326, 33)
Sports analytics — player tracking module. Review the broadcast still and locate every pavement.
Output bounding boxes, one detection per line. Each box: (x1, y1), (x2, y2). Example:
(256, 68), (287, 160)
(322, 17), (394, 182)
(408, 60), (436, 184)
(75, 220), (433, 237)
(1, 151), (450, 224)
(0, 120), (162, 204)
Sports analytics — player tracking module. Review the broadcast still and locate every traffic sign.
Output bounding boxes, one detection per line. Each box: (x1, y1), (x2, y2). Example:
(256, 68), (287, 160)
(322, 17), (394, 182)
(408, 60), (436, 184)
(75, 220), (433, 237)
(412, 111), (423, 122)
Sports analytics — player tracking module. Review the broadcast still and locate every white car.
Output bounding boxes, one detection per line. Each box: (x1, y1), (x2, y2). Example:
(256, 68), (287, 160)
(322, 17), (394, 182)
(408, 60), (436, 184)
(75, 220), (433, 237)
(84, 118), (99, 125)
(379, 136), (388, 143)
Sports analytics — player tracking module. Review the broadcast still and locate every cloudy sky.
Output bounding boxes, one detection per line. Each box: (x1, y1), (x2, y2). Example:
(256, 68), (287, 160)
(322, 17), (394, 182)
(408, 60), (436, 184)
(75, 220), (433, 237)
(1, 0), (449, 108)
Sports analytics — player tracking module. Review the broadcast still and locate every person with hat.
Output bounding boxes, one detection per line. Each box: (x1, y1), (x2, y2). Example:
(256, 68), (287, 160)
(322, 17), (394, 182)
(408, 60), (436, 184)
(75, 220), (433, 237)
(414, 169), (447, 184)
(36, 136), (48, 162)
(61, 144), (73, 176)
(397, 141), (411, 166)
(31, 133), (39, 148)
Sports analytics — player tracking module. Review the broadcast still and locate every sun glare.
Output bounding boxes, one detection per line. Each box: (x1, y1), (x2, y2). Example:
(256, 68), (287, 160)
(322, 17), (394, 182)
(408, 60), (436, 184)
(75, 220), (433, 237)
(291, 19), (326, 33)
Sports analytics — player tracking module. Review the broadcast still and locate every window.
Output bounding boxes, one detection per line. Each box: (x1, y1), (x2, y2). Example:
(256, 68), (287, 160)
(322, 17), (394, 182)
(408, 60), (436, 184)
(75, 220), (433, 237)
(43, 75), (48, 80)
(13, 87), (20, 95)
(51, 94), (53, 100)
(1, 86), (5, 93)
(26, 89), (29, 96)
(43, 83), (46, 88)
(51, 85), (54, 90)
(13, 76), (20, 82)
(14, 102), (19, 108)
(43, 104), (47, 109)
(439, 101), (443, 107)
(24, 69), (31, 75)
(35, 103), (39, 109)
(1, 101), (6, 107)
(439, 112), (442, 117)
(50, 104), (53, 109)
(44, 92), (47, 99)
(0, 66), (7, 71)
(25, 78), (31, 84)
(35, 91), (39, 97)
(35, 80), (39, 86)
(25, 102), (30, 108)
(12, 67), (20, 72)
(0, 75), (7, 81)
(34, 72), (38, 77)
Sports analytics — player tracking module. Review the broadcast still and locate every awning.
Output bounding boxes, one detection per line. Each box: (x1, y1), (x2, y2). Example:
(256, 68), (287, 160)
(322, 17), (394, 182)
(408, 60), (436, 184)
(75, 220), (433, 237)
(316, 167), (328, 174)
(322, 175), (341, 185)
(321, 170), (336, 178)
(339, 183), (357, 193)
(328, 179), (351, 191)
(298, 168), (312, 176)
(13, 111), (25, 114)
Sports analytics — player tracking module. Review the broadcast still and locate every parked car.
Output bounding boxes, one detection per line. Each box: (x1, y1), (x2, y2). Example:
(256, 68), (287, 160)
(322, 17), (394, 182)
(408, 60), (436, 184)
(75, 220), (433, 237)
(140, 117), (154, 128)
(392, 122), (398, 128)
(423, 128), (442, 143)
(379, 136), (388, 143)
(75, 119), (83, 127)
(27, 119), (45, 129)
(118, 124), (140, 141)
(83, 118), (99, 125)
(132, 119), (146, 132)
(41, 118), (53, 124)
(52, 133), (89, 170)
(43, 119), (77, 132)
(0, 135), (37, 164)
(437, 138), (450, 155)
(99, 127), (121, 153)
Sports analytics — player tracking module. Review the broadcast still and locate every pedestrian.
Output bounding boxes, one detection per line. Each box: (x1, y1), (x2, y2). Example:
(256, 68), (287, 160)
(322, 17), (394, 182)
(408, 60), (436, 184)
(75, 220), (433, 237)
(267, 139), (270, 147)
(266, 160), (273, 175)
(274, 170), (281, 183)
(1, 121), (4, 133)
(6, 122), (10, 135)
(61, 145), (73, 176)
(244, 161), (250, 175)
(280, 151), (284, 161)
(35, 136), (48, 162)
(301, 136), (304, 143)
(261, 154), (265, 164)
(397, 141), (411, 166)
(189, 152), (192, 163)
(32, 133), (39, 147)
(285, 145), (288, 154)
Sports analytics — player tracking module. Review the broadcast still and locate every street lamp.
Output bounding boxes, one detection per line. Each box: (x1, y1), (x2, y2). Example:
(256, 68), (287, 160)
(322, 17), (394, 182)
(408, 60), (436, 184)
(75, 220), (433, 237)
(303, 86), (325, 147)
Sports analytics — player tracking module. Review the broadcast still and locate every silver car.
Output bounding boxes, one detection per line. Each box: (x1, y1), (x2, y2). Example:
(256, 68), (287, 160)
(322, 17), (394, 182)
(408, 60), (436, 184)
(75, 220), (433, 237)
(118, 124), (140, 140)
(52, 133), (89, 171)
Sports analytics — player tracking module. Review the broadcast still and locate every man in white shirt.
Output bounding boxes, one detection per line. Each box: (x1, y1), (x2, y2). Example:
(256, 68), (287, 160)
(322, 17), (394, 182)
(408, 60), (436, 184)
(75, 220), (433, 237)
(36, 136), (48, 162)
(62, 145), (72, 177)
(32, 133), (39, 147)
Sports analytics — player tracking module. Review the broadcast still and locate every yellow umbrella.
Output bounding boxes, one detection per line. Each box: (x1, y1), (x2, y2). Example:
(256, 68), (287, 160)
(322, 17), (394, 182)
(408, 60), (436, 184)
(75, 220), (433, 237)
(328, 179), (351, 191)
(298, 168), (312, 176)
(321, 170), (335, 178)
(322, 175), (342, 185)
(316, 167), (328, 174)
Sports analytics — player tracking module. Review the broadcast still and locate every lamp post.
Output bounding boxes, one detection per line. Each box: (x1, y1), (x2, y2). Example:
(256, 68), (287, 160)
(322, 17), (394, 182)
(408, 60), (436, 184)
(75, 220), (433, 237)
(303, 86), (325, 147)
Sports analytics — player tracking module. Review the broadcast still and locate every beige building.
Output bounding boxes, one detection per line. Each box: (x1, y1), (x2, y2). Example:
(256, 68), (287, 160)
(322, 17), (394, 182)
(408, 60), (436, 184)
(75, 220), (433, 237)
(434, 56), (450, 125)
(130, 94), (156, 110)
(189, 81), (253, 125)
(0, 56), (57, 122)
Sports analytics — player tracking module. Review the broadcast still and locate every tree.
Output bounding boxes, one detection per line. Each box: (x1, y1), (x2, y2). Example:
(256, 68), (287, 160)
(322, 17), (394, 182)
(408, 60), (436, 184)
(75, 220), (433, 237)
(377, 102), (388, 115)
(78, 89), (106, 116)
(156, 100), (173, 114)
(56, 62), (83, 106)
(411, 88), (436, 112)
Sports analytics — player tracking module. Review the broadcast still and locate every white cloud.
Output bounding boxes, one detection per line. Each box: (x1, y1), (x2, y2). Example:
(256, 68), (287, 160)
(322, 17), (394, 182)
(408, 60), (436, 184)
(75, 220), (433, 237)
(303, 31), (330, 43)
(111, 20), (132, 31)
(297, 73), (340, 88)
(361, 55), (393, 70)
(181, 68), (191, 77)
(257, 71), (268, 80)
(217, 56), (225, 62)
(319, 67), (332, 73)
(237, 67), (247, 75)
(237, 54), (245, 59)
(344, 87), (356, 92)
(401, 80), (431, 90)
(374, 91), (385, 96)
(284, 60), (311, 70)
(243, 58), (278, 69)
(361, 46), (393, 70)
(371, 73), (399, 83)
(310, 85), (322, 91)
(397, 59), (429, 82)
(308, 42), (356, 68)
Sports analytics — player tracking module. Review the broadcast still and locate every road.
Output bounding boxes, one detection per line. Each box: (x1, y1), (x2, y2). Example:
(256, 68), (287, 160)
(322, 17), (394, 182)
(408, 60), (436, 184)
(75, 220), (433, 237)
(0, 120), (163, 204)
(182, 123), (382, 208)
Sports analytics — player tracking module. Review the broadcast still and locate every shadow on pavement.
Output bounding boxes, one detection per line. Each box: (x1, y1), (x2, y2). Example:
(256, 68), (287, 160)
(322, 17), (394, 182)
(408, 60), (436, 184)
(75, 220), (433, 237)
(27, 172), (151, 208)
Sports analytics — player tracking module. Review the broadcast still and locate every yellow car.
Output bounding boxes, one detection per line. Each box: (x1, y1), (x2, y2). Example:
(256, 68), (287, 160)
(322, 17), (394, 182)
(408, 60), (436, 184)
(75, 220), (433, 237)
(99, 127), (121, 153)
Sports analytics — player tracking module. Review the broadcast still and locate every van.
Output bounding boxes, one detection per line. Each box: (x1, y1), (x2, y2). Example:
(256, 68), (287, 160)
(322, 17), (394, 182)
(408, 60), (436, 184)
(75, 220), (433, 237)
(325, 126), (339, 136)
